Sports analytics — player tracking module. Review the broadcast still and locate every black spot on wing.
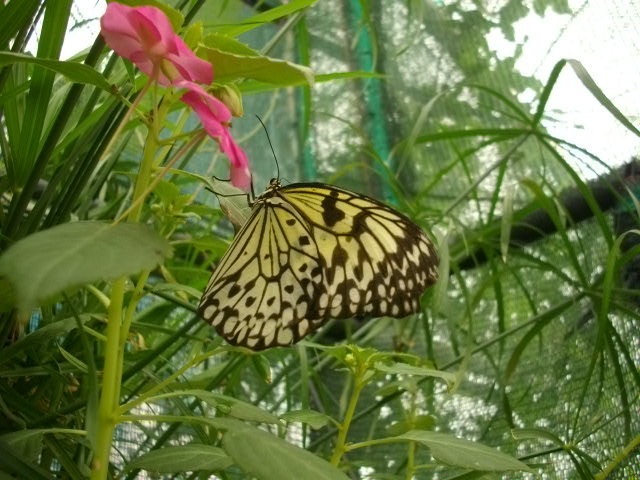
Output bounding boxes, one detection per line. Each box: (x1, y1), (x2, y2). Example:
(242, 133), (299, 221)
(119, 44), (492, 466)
(321, 193), (345, 227)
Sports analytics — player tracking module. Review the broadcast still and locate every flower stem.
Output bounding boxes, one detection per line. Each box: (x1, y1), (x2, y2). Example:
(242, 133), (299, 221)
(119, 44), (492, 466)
(111, 270), (150, 404)
(595, 432), (640, 480)
(330, 379), (365, 466)
(91, 277), (125, 479)
(406, 440), (416, 480)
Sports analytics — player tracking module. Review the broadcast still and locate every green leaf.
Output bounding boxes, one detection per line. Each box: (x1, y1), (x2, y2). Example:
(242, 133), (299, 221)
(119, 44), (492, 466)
(0, 430), (44, 464)
(0, 316), (83, 366)
(126, 444), (233, 473)
(223, 424), (349, 480)
(146, 390), (281, 424)
(199, 391), (281, 424)
(210, 178), (252, 231)
(239, 71), (381, 94)
(0, 52), (112, 92)
(203, 34), (260, 56)
(564, 59), (640, 137)
(251, 354), (272, 383)
(280, 409), (332, 430)
(0, 277), (16, 313)
(511, 428), (564, 446)
(0, 221), (172, 316)
(214, 0), (317, 37)
(0, 0), (40, 47)
(374, 362), (455, 385)
(397, 431), (532, 472)
(500, 183), (514, 262)
(58, 345), (88, 373)
(199, 44), (313, 86)
(386, 415), (435, 436)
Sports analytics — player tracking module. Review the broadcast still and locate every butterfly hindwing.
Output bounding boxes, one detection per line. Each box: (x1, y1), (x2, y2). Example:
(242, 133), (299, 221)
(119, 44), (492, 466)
(199, 181), (438, 350)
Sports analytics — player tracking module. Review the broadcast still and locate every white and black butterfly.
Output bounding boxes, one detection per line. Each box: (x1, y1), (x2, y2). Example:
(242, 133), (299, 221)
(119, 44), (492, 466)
(198, 178), (438, 350)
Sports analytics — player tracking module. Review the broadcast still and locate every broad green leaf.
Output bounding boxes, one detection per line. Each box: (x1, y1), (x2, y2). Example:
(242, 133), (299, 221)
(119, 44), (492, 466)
(214, 0), (317, 37)
(183, 21), (203, 50)
(199, 45), (313, 86)
(386, 415), (435, 436)
(190, 237), (230, 259)
(0, 221), (172, 316)
(126, 444), (233, 473)
(375, 362), (455, 385)
(0, 430), (44, 464)
(203, 34), (260, 56)
(223, 425), (349, 480)
(145, 390), (281, 424)
(0, 52), (112, 92)
(397, 431), (532, 472)
(280, 409), (332, 430)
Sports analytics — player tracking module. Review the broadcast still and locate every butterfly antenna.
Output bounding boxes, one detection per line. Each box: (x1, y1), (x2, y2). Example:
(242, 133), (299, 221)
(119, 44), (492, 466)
(255, 115), (280, 180)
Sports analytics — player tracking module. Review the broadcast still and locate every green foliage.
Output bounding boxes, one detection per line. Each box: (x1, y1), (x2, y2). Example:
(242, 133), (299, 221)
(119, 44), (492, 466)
(125, 444), (233, 473)
(0, 0), (638, 479)
(223, 423), (350, 480)
(0, 222), (171, 315)
(397, 431), (533, 472)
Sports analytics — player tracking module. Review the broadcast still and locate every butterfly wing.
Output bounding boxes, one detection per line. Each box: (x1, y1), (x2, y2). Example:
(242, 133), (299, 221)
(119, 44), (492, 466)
(198, 196), (327, 350)
(199, 182), (438, 350)
(279, 183), (438, 319)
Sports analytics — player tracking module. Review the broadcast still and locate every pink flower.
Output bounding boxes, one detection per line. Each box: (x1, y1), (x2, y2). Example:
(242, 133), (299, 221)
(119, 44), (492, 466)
(179, 82), (251, 190)
(100, 3), (212, 86)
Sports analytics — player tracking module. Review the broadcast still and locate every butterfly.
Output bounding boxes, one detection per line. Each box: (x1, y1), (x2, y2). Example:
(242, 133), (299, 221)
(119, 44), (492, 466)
(198, 179), (439, 350)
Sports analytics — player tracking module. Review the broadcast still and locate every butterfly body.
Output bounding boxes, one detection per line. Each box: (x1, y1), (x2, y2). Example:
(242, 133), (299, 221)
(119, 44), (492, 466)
(199, 180), (438, 350)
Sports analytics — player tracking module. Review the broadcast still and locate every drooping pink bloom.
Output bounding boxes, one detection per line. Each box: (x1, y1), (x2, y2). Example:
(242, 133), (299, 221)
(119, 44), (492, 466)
(100, 3), (212, 86)
(179, 82), (251, 190)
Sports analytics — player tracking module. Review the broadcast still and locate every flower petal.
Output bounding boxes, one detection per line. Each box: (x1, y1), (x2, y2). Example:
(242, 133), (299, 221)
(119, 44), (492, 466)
(178, 81), (250, 190)
(179, 81), (232, 124)
(230, 164), (252, 191)
(100, 3), (212, 86)
(168, 37), (213, 84)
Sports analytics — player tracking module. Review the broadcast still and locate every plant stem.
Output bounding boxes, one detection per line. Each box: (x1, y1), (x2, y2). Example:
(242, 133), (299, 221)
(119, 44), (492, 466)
(406, 440), (416, 480)
(595, 432), (640, 480)
(111, 271), (150, 404)
(92, 76), (164, 479)
(91, 277), (125, 479)
(330, 378), (364, 466)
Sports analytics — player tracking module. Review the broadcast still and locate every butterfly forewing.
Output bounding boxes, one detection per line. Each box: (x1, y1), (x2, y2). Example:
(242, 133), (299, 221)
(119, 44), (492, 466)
(199, 181), (438, 350)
